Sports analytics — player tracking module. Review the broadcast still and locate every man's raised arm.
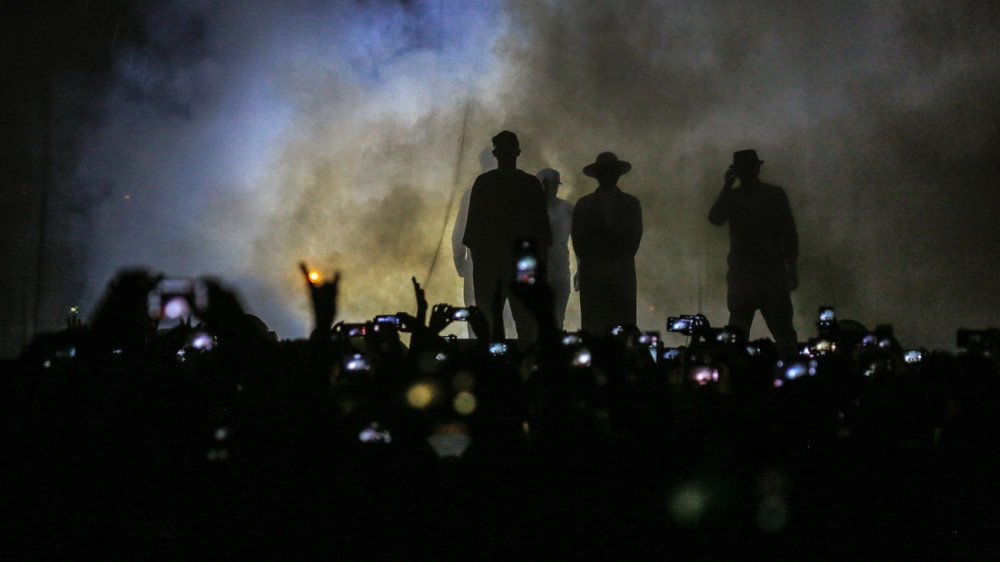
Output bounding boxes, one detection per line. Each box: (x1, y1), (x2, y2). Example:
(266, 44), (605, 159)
(708, 167), (737, 226)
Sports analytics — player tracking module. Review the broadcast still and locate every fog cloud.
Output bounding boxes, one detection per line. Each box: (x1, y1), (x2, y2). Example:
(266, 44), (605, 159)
(69, 0), (999, 349)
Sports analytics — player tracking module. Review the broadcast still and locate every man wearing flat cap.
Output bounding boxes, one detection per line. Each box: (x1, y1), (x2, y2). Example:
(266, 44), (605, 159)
(709, 149), (799, 357)
(463, 131), (552, 343)
(572, 152), (643, 335)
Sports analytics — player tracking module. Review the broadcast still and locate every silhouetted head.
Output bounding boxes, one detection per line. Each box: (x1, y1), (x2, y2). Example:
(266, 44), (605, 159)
(244, 313), (278, 341)
(537, 168), (561, 202)
(731, 149), (764, 182)
(491, 130), (521, 168)
(89, 268), (161, 351)
(583, 152), (631, 185)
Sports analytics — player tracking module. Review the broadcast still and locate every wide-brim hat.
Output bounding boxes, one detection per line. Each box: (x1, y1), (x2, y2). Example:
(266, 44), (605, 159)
(583, 152), (631, 178)
(731, 149), (764, 170)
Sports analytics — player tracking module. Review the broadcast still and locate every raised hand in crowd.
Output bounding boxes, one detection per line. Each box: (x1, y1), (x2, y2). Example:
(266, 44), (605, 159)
(66, 307), (84, 332)
(427, 303), (488, 341)
(411, 275), (428, 326)
(88, 268), (162, 353)
(300, 262), (341, 341)
(510, 275), (557, 348)
(395, 276), (439, 351)
(394, 276), (428, 334)
(196, 277), (261, 344)
(397, 292), (489, 351)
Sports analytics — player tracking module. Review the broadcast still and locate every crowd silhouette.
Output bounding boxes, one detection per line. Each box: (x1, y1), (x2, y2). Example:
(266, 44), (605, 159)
(3, 133), (999, 560)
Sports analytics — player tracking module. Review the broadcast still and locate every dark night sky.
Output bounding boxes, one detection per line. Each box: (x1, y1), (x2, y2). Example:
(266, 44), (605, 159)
(3, 0), (999, 355)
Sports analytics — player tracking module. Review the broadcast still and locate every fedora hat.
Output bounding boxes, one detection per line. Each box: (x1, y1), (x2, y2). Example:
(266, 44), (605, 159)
(583, 152), (631, 178)
(731, 149), (764, 169)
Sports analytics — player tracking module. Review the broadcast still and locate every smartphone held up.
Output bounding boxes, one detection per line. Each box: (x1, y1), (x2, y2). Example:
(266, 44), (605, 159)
(147, 278), (209, 321)
(513, 238), (539, 286)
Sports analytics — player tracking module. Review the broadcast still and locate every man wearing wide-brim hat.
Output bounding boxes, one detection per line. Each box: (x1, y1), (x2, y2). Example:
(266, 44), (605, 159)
(708, 149), (799, 357)
(571, 152), (643, 335)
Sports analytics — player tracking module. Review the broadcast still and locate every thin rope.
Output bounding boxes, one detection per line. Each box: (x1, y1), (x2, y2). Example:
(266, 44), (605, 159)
(424, 101), (472, 288)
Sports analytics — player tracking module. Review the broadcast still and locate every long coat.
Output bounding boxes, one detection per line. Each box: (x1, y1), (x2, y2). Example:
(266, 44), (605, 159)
(572, 184), (642, 335)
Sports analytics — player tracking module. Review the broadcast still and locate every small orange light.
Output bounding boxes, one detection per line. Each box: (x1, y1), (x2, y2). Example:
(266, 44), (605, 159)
(308, 271), (322, 283)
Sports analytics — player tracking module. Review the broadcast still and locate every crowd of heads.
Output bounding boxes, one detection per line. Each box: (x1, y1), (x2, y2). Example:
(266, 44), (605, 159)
(4, 266), (999, 559)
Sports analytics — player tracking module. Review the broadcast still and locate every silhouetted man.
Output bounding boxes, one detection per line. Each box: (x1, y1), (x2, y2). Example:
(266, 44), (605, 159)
(452, 149), (516, 337)
(709, 149), (799, 357)
(537, 168), (574, 331)
(572, 152), (642, 335)
(463, 131), (552, 342)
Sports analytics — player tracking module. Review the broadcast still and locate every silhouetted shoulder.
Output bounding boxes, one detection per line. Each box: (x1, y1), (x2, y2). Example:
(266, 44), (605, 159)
(472, 169), (498, 185)
(762, 182), (787, 196)
(612, 190), (642, 213)
(517, 169), (544, 189)
(573, 191), (596, 209)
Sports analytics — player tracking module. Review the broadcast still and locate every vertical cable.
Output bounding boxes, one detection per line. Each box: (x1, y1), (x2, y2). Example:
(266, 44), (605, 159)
(424, 100), (471, 288)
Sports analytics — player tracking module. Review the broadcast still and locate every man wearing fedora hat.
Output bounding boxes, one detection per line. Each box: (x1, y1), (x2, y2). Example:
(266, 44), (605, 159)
(572, 152), (643, 335)
(709, 149), (799, 357)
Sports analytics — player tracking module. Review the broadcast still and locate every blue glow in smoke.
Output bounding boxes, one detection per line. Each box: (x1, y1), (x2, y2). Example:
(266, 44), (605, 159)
(81, 0), (504, 338)
(66, 0), (1000, 350)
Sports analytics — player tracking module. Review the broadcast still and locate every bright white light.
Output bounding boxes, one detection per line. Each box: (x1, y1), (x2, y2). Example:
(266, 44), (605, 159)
(358, 422), (392, 444)
(163, 297), (191, 320)
(785, 363), (807, 380)
(190, 332), (216, 350)
(516, 257), (537, 284)
(690, 366), (719, 385)
(562, 333), (582, 345)
(345, 354), (370, 372)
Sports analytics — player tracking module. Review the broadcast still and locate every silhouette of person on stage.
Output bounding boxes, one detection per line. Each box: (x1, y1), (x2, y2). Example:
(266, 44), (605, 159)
(462, 131), (552, 343)
(572, 152), (643, 336)
(709, 149), (799, 357)
(452, 149), (516, 337)
(537, 168), (574, 331)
